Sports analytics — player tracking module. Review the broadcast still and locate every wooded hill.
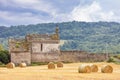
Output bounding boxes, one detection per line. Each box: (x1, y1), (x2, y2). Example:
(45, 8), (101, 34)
(0, 21), (120, 53)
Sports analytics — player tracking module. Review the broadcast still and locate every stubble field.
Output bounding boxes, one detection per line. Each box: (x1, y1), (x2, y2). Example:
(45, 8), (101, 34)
(0, 62), (120, 80)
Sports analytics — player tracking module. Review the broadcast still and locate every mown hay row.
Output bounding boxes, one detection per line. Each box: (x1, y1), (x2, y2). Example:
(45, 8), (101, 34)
(90, 64), (98, 72)
(101, 65), (113, 73)
(78, 64), (91, 73)
(57, 62), (63, 68)
(6, 62), (15, 69)
(19, 63), (27, 68)
(48, 62), (55, 69)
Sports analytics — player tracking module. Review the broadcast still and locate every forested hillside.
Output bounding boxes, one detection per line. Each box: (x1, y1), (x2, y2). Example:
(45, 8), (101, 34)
(0, 21), (120, 53)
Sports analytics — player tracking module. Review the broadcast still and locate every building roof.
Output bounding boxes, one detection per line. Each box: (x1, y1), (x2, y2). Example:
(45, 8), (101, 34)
(26, 33), (59, 42)
(9, 27), (60, 52)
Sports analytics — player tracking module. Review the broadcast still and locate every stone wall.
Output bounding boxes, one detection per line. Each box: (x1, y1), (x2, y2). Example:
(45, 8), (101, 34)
(42, 43), (59, 52)
(11, 52), (31, 65)
(60, 51), (107, 62)
(31, 51), (107, 63)
(31, 42), (60, 62)
(31, 43), (59, 53)
(11, 50), (108, 65)
(31, 53), (59, 62)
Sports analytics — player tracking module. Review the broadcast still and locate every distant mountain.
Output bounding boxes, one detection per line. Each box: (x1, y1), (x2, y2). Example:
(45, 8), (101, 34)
(0, 21), (120, 53)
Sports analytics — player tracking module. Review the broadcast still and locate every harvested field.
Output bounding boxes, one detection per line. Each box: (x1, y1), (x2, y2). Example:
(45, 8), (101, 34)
(0, 62), (120, 80)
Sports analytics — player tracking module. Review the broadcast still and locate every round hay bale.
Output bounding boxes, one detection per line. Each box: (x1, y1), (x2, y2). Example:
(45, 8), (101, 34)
(90, 64), (98, 72)
(19, 63), (26, 68)
(101, 65), (113, 73)
(78, 64), (91, 73)
(6, 62), (15, 69)
(48, 62), (55, 69)
(57, 62), (63, 68)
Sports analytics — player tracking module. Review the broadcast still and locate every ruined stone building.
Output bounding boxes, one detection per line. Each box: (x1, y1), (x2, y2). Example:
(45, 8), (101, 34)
(9, 27), (107, 65)
(9, 27), (60, 65)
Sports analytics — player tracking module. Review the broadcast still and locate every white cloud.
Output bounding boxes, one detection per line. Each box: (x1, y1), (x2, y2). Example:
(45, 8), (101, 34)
(0, 0), (59, 26)
(70, 1), (117, 22)
(0, 0), (120, 26)
(0, 11), (51, 26)
(12, 0), (57, 16)
(0, 0), (74, 26)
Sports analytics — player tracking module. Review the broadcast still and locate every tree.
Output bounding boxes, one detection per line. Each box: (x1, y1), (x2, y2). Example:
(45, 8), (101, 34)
(0, 50), (10, 64)
(0, 44), (4, 51)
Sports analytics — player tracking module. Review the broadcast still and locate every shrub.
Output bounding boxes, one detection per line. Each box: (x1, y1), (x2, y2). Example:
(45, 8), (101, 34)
(0, 50), (10, 64)
(107, 57), (115, 63)
(0, 61), (4, 65)
(113, 55), (120, 59)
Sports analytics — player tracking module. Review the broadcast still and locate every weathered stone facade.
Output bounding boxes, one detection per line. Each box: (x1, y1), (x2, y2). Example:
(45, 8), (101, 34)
(9, 27), (60, 65)
(60, 51), (107, 62)
(9, 27), (107, 65)
(10, 52), (31, 65)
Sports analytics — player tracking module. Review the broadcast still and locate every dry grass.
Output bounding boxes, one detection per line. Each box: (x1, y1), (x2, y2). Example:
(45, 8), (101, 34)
(6, 62), (15, 69)
(48, 62), (55, 69)
(57, 62), (63, 68)
(19, 63), (26, 68)
(78, 64), (91, 73)
(90, 64), (98, 72)
(0, 62), (120, 80)
(101, 65), (113, 73)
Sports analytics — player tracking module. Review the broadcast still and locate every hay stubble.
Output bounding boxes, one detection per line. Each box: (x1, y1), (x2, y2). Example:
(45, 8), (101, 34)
(0, 62), (119, 80)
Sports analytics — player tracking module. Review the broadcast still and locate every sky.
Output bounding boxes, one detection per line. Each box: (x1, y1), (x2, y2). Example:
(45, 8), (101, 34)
(0, 0), (120, 26)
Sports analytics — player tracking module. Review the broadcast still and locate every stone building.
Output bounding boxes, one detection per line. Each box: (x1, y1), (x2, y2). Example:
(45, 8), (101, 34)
(9, 27), (60, 65)
(9, 27), (107, 65)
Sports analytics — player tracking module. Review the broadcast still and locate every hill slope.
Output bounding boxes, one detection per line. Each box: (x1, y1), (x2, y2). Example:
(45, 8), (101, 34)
(0, 21), (120, 53)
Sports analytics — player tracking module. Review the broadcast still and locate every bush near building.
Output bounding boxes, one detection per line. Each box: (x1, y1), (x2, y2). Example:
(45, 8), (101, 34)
(0, 50), (10, 64)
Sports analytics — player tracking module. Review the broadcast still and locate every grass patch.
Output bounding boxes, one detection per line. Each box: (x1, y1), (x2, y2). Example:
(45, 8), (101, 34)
(30, 62), (49, 66)
(60, 61), (72, 64)
(0, 65), (6, 67)
(107, 56), (120, 65)
(0, 62), (6, 67)
(107, 57), (116, 63)
(114, 62), (120, 65)
(30, 61), (73, 66)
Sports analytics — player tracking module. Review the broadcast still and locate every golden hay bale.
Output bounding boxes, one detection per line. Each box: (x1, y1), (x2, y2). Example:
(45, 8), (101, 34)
(90, 64), (98, 72)
(19, 63), (27, 68)
(101, 65), (113, 73)
(57, 62), (63, 68)
(48, 62), (55, 69)
(6, 62), (15, 69)
(78, 64), (91, 73)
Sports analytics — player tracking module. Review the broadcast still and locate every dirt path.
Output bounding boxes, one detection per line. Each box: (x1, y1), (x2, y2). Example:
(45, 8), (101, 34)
(0, 62), (120, 80)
